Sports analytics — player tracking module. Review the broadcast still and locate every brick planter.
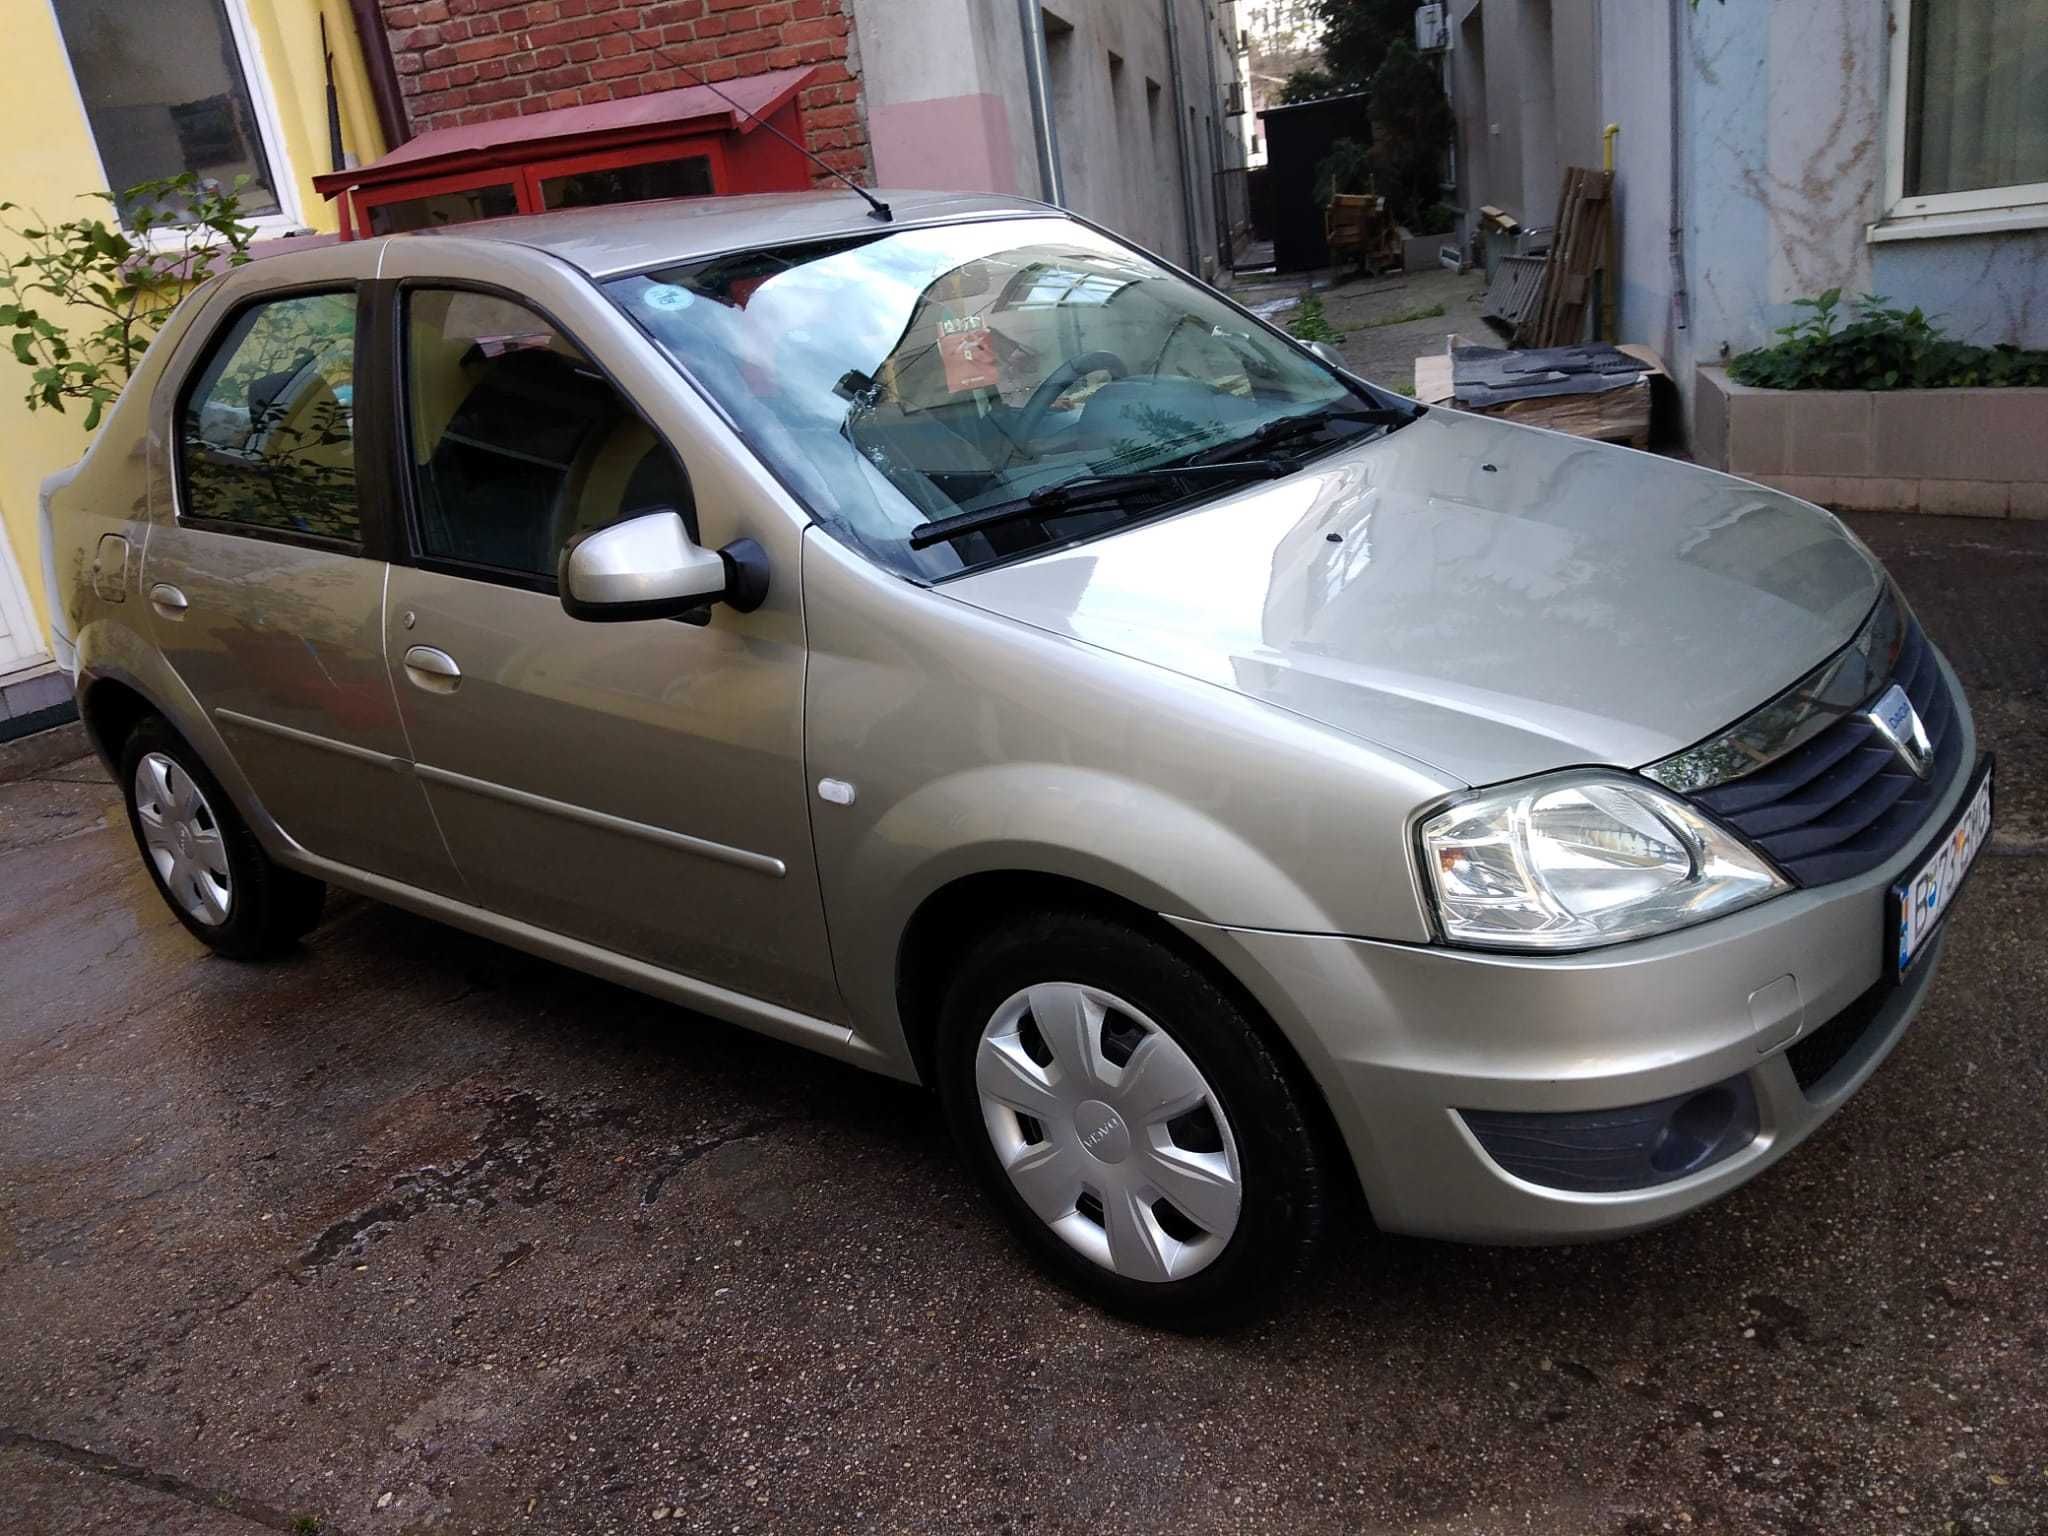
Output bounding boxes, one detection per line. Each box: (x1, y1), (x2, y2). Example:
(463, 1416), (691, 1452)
(1695, 366), (2048, 518)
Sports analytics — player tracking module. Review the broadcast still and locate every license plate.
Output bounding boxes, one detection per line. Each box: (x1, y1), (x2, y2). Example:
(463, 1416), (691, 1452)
(1891, 756), (1993, 976)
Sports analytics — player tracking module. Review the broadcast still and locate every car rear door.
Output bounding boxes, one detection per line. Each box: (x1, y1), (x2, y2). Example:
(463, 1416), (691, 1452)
(371, 242), (838, 1021)
(143, 267), (464, 899)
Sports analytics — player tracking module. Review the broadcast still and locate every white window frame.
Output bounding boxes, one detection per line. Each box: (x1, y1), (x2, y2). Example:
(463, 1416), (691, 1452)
(1873, 0), (2048, 242)
(48, 0), (308, 244)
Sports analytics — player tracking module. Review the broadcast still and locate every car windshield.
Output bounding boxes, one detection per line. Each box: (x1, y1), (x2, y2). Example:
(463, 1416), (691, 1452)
(605, 216), (1396, 580)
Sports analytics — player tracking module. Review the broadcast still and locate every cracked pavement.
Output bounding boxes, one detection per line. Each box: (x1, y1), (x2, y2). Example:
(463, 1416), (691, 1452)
(2, 512), (2045, 1534)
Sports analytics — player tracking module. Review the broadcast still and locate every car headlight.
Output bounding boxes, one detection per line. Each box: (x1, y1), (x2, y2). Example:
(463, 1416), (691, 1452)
(1418, 773), (1788, 951)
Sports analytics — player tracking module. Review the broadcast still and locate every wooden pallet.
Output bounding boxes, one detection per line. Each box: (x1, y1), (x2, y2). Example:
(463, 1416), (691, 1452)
(1516, 167), (1612, 348)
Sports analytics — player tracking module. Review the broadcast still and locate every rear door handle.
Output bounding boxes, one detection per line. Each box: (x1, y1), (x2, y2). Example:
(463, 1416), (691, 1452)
(148, 582), (189, 619)
(402, 645), (462, 693)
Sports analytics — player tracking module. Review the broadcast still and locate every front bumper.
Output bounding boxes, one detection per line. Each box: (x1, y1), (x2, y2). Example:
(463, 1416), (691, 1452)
(1172, 659), (1979, 1245)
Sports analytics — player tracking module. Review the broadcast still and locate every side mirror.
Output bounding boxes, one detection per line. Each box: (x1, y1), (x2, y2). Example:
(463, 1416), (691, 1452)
(558, 509), (768, 623)
(1305, 339), (1348, 371)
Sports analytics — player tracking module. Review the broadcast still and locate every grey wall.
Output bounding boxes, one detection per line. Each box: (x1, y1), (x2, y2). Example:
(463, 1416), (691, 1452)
(852, 0), (1243, 273)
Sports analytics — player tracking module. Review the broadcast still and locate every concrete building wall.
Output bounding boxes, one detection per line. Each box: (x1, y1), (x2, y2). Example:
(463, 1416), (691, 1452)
(1596, 0), (1675, 371)
(854, 0), (1242, 274)
(1448, 0), (2048, 438)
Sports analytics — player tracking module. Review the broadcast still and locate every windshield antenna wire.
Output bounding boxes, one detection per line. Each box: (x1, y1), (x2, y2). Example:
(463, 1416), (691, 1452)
(597, 14), (892, 222)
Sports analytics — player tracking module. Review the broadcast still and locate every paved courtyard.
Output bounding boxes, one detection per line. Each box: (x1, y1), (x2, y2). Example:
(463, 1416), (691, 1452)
(2, 513), (2044, 1535)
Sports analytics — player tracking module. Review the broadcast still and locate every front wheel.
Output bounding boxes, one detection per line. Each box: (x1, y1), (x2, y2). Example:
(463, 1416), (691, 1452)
(119, 716), (325, 959)
(936, 910), (1328, 1329)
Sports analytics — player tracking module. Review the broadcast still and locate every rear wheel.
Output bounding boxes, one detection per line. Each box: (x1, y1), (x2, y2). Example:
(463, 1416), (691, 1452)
(936, 909), (1327, 1329)
(119, 716), (325, 959)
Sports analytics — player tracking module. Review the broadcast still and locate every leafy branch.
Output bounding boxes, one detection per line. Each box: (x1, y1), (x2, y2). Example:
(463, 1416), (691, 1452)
(0, 173), (256, 430)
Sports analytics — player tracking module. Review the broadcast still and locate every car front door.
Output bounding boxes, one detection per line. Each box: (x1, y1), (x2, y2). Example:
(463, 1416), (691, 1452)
(373, 262), (837, 1021)
(143, 273), (464, 898)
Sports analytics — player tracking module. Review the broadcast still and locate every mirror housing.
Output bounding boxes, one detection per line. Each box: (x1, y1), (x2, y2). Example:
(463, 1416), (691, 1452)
(558, 509), (767, 622)
(1305, 339), (1348, 371)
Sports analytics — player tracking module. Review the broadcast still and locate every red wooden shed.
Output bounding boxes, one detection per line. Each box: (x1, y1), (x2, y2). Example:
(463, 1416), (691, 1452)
(312, 67), (818, 239)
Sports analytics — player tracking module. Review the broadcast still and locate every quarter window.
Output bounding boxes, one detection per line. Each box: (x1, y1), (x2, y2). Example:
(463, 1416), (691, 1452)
(179, 291), (358, 543)
(403, 289), (693, 583)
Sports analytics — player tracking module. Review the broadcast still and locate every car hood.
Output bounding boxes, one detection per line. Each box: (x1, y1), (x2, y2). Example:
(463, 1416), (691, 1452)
(943, 410), (1884, 787)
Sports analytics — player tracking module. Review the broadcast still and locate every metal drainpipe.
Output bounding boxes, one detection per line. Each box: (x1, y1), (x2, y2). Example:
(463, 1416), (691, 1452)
(1667, 0), (1689, 332)
(1017, 0), (1065, 205)
(344, 0), (412, 149)
(1162, 0), (1201, 271)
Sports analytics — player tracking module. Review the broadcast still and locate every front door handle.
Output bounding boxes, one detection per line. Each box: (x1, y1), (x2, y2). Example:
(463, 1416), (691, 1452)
(402, 645), (462, 694)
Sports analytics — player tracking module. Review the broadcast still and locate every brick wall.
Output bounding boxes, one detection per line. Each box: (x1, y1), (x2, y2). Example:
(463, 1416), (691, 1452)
(377, 0), (869, 183)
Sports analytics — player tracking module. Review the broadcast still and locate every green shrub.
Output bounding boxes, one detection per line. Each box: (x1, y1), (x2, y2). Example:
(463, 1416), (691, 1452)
(1311, 139), (1376, 211)
(1287, 294), (1344, 344)
(1728, 288), (2048, 391)
(0, 173), (255, 429)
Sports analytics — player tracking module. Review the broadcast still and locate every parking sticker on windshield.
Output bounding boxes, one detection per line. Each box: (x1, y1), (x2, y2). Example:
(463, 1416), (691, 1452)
(643, 284), (695, 312)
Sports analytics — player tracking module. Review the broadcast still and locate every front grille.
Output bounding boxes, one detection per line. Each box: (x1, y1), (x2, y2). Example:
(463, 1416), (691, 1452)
(1685, 617), (1961, 887)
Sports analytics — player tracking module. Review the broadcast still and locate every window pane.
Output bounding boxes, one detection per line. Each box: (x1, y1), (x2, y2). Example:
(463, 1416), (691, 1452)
(181, 293), (357, 541)
(367, 183), (520, 235)
(1906, 0), (2048, 197)
(540, 155), (715, 211)
(405, 290), (692, 581)
(53, 0), (281, 219)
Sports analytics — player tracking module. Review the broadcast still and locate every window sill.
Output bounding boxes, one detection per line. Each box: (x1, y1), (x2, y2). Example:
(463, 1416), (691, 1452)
(1867, 203), (2048, 244)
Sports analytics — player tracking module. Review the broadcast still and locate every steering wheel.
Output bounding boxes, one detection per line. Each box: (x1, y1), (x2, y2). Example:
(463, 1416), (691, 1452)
(1013, 350), (1128, 446)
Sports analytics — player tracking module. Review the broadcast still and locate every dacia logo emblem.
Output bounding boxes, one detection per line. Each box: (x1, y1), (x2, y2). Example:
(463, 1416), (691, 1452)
(1864, 682), (1933, 781)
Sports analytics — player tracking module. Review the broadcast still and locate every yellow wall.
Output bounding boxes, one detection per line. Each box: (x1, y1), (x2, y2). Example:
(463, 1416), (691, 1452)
(0, 0), (387, 650)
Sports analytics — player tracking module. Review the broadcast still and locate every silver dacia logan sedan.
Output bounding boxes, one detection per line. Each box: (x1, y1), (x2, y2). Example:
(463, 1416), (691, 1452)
(42, 191), (1992, 1327)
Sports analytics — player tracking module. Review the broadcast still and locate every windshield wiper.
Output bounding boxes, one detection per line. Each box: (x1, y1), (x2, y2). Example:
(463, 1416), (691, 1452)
(908, 459), (1290, 551)
(1190, 404), (1416, 466)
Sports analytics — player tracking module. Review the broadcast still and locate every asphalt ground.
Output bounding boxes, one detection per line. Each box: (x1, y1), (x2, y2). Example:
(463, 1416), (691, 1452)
(2, 511), (2044, 1535)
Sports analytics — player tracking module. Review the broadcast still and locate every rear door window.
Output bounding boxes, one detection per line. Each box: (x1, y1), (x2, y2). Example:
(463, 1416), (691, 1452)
(178, 290), (359, 543)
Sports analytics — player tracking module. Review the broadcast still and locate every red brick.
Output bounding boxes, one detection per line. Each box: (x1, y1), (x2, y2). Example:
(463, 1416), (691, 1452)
(567, 39), (599, 60)
(466, 76), (527, 103)
(534, 63), (589, 89)
(579, 82), (617, 103)
(544, 87), (583, 108)
(394, 49), (425, 73)
(452, 33), (519, 60)
(587, 52), (652, 79)
(475, 56), (510, 78)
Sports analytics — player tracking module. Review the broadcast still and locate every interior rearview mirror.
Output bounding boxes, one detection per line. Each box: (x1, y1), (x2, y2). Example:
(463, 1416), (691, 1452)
(558, 509), (768, 622)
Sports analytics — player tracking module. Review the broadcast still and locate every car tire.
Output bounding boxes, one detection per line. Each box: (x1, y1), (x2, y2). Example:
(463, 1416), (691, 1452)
(936, 908), (1328, 1329)
(119, 715), (326, 960)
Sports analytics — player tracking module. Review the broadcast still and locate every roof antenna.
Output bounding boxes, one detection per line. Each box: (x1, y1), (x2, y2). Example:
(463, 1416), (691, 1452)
(601, 16), (891, 222)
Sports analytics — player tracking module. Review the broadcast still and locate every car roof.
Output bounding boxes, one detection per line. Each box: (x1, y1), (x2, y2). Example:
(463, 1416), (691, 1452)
(391, 189), (1059, 278)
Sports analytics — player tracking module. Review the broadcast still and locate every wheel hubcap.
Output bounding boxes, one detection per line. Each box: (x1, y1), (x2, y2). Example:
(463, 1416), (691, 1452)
(133, 752), (232, 926)
(975, 982), (1242, 1283)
